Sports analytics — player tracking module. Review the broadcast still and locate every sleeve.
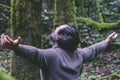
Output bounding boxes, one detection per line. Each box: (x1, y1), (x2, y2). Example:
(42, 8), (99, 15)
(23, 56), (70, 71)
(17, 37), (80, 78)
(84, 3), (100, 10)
(14, 44), (48, 68)
(79, 41), (108, 62)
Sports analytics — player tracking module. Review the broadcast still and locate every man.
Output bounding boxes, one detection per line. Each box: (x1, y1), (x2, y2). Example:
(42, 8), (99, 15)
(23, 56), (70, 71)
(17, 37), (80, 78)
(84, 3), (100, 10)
(0, 23), (118, 80)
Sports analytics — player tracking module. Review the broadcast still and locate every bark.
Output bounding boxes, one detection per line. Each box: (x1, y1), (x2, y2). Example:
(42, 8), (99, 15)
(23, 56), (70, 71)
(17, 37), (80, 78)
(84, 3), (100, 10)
(54, 0), (76, 27)
(10, 0), (42, 80)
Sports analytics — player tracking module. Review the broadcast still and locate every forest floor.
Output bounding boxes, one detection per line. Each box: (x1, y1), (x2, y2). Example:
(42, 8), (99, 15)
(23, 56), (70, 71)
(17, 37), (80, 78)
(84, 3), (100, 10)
(0, 47), (12, 75)
(81, 51), (120, 80)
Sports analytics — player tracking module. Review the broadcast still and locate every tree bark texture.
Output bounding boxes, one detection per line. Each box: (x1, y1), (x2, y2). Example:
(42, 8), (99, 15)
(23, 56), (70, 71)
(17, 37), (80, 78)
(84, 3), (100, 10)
(54, 0), (76, 27)
(10, 0), (42, 80)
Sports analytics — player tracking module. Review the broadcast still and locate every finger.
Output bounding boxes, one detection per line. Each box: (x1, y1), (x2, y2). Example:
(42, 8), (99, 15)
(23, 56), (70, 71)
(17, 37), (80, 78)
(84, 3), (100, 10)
(0, 34), (4, 41)
(108, 32), (115, 37)
(14, 36), (21, 44)
(113, 33), (118, 39)
(110, 32), (116, 37)
(5, 35), (13, 43)
(1, 34), (5, 39)
(4, 35), (10, 43)
(18, 36), (21, 42)
(17, 36), (21, 44)
(1, 34), (10, 45)
(1, 38), (4, 44)
(107, 32), (116, 39)
(0, 34), (5, 44)
(1, 34), (7, 43)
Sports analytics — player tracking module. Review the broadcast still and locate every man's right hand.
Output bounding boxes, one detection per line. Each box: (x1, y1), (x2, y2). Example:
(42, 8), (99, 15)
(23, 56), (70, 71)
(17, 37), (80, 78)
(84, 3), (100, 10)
(0, 34), (21, 50)
(105, 32), (118, 43)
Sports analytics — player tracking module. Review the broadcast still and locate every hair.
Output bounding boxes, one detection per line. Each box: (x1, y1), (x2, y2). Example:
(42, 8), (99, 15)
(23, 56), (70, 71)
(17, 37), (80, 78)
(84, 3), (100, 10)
(51, 23), (80, 51)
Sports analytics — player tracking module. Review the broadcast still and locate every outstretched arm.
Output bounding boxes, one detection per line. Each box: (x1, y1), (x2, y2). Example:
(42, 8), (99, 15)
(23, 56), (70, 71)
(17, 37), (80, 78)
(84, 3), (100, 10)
(0, 34), (47, 68)
(0, 34), (21, 50)
(79, 32), (118, 62)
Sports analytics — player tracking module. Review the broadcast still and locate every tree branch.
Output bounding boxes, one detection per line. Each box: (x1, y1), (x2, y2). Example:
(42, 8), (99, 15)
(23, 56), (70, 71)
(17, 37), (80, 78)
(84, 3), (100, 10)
(0, 3), (10, 9)
(76, 17), (120, 31)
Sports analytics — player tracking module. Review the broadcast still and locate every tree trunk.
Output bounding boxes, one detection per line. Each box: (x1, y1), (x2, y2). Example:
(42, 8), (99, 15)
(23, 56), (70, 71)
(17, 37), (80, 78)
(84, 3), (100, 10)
(10, 0), (42, 80)
(54, 0), (76, 27)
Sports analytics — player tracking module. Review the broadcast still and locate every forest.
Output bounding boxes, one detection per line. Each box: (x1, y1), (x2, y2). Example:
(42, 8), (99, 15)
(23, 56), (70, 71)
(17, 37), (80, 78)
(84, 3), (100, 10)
(0, 0), (120, 80)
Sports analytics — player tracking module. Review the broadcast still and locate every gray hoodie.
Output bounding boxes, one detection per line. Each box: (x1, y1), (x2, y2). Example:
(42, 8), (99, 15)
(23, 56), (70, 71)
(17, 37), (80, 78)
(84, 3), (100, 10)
(15, 41), (108, 80)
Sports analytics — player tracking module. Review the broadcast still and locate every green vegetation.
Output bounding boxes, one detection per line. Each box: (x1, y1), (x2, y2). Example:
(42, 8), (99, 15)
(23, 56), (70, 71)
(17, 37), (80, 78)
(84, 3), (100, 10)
(0, 3), (10, 9)
(54, 0), (76, 26)
(0, 0), (120, 80)
(0, 70), (15, 80)
(76, 17), (120, 31)
(10, 0), (42, 80)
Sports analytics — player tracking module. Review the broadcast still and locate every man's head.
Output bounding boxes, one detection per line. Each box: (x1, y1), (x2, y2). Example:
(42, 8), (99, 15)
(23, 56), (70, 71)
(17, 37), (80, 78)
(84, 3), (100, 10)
(50, 23), (80, 51)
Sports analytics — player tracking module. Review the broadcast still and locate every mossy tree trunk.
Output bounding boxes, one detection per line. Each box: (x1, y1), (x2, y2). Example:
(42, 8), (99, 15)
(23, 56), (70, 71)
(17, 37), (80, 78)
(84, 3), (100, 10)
(54, 0), (76, 27)
(10, 0), (42, 80)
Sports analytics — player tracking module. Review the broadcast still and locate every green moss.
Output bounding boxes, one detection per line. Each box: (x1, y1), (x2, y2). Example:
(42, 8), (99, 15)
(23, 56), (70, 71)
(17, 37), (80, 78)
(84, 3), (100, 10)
(97, 73), (120, 80)
(98, 22), (116, 30)
(76, 17), (98, 27)
(54, 0), (76, 27)
(76, 17), (120, 31)
(96, 0), (104, 23)
(53, 0), (57, 27)
(0, 70), (15, 80)
(81, 0), (84, 16)
(10, 0), (16, 37)
(11, 0), (42, 47)
(10, 0), (42, 80)
(76, 0), (120, 31)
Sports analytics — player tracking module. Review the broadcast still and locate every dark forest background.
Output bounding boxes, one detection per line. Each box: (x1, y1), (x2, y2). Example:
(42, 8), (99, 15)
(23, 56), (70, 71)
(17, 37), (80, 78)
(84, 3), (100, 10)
(0, 0), (120, 80)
